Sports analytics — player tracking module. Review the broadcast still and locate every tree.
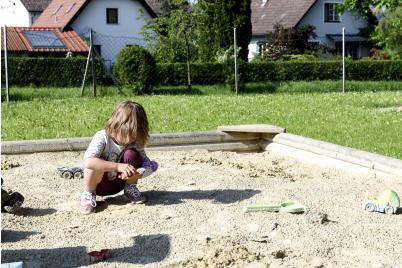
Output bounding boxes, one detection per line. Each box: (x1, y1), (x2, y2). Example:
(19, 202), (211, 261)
(338, 0), (402, 20)
(338, 0), (402, 57)
(142, 0), (197, 88)
(372, 6), (402, 57)
(196, 0), (252, 62)
(261, 24), (318, 61)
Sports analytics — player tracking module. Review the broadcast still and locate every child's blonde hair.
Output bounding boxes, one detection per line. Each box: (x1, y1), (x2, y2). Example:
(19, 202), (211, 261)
(105, 101), (149, 147)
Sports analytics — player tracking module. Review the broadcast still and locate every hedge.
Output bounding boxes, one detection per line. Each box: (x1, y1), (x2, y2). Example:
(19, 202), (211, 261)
(157, 60), (402, 85)
(1, 57), (104, 87)
(2, 58), (401, 87)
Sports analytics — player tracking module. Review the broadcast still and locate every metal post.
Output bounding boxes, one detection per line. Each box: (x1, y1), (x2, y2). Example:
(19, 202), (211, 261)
(4, 25), (9, 102)
(1, 26), (2, 94)
(342, 27), (345, 95)
(233, 27), (238, 95)
(81, 45), (91, 96)
(90, 29), (97, 97)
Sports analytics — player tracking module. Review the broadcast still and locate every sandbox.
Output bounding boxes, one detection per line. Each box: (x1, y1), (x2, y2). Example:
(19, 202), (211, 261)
(2, 147), (402, 267)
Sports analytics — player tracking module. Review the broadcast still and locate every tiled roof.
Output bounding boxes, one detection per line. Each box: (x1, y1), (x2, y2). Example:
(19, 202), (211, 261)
(33, 0), (159, 30)
(21, 0), (52, 11)
(144, 0), (163, 15)
(32, 0), (88, 30)
(1, 27), (89, 53)
(251, 0), (317, 35)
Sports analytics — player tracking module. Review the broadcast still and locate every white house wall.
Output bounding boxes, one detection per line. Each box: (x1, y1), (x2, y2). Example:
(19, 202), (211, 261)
(248, 36), (263, 60)
(299, 0), (368, 46)
(0, 0), (30, 26)
(71, 0), (153, 66)
(248, 0), (370, 60)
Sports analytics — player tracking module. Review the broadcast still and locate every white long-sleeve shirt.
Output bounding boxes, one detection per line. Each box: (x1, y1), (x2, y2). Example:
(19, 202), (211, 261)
(84, 130), (156, 180)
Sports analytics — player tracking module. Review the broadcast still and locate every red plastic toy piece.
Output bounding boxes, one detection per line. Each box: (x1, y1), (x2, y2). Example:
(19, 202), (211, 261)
(88, 249), (111, 262)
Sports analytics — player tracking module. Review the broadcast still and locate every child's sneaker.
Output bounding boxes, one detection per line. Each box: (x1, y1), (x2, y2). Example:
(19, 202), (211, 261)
(80, 191), (96, 214)
(124, 184), (147, 204)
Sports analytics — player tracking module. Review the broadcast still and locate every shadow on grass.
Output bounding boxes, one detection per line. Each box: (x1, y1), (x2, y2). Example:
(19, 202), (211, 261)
(239, 82), (279, 94)
(1, 234), (170, 267)
(153, 86), (204, 95)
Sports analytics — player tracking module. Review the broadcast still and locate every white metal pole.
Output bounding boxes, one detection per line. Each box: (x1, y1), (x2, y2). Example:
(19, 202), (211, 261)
(1, 26), (2, 94)
(342, 27), (345, 95)
(4, 25), (9, 102)
(234, 27), (238, 95)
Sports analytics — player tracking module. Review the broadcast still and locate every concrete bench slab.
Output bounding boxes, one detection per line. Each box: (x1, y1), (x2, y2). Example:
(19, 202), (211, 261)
(217, 124), (286, 134)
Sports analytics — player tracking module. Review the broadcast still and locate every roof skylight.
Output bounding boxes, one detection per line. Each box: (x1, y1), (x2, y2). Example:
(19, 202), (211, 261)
(24, 31), (65, 48)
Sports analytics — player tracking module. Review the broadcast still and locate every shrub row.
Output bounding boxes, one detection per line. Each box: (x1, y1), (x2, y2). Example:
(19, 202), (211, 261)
(159, 60), (402, 85)
(2, 58), (401, 87)
(2, 57), (104, 87)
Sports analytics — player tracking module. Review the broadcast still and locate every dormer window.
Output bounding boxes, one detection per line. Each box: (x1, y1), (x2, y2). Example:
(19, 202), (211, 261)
(106, 8), (118, 24)
(324, 3), (340, 22)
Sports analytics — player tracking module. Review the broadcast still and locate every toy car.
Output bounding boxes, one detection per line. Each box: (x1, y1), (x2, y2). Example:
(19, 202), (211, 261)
(362, 190), (400, 215)
(57, 167), (84, 179)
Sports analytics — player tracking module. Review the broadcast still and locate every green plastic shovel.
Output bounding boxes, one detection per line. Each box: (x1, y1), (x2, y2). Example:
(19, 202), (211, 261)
(243, 201), (308, 214)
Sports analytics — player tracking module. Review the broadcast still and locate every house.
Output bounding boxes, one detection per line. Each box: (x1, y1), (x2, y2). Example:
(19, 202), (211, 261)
(32, 0), (159, 71)
(0, 0), (52, 26)
(249, 0), (371, 60)
(1, 26), (89, 56)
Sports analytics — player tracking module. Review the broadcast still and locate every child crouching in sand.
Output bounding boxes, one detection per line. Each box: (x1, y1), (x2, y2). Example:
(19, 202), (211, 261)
(80, 101), (157, 215)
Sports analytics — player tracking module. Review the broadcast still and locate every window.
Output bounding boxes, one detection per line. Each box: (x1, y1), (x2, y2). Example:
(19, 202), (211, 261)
(93, 45), (101, 56)
(335, 42), (359, 59)
(106, 8), (118, 24)
(257, 42), (266, 54)
(24, 31), (65, 48)
(324, 3), (340, 22)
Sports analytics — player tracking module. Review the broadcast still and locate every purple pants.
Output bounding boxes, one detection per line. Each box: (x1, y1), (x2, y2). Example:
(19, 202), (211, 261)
(96, 149), (142, 196)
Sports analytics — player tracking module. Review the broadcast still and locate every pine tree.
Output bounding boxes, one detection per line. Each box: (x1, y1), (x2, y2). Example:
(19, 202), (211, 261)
(196, 0), (252, 62)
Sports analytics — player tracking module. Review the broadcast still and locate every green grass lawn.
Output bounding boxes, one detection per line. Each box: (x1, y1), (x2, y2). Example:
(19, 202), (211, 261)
(2, 81), (402, 159)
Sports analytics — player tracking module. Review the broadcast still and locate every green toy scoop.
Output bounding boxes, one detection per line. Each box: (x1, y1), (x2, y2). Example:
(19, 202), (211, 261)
(243, 200), (308, 213)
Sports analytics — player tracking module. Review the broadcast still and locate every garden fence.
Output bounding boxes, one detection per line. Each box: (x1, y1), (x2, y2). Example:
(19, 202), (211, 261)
(0, 27), (240, 100)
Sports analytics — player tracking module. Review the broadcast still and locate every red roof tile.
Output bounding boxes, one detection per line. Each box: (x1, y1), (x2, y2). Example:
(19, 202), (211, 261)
(21, 0), (52, 12)
(33, 0), (158, 30)
(1, 26), (89, 53)
(251, 0), (317, 35)
(33, 0), (87, 30)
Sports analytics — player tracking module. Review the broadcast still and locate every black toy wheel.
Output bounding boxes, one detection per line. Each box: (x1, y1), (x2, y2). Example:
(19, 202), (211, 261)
(74, 171), (83, 179)
(62, 171), (73, 179)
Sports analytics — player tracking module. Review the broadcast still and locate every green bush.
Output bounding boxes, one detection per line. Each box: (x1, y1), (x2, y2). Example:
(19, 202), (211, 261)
(113, 45), (156, 95)
(156, 63), (226, 85)
(155, 60), (402, 86)
(1, 57), (104, 87)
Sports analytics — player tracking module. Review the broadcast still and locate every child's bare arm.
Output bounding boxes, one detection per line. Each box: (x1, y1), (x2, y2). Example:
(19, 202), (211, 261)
(84, 157), (136, 178)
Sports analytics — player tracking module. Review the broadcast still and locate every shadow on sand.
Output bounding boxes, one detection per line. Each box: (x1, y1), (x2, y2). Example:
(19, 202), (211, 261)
(1, 234), (170, 267)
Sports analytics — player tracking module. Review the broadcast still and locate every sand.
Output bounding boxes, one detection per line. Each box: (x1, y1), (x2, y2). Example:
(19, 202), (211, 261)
(1, 149), (402, 268)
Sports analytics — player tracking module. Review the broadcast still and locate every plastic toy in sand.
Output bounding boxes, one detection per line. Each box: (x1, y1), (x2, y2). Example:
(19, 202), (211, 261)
(1, 178), (24, 214)
(88, 249), (111, 263)
(243, 200), (308, 214)
(57, 167), (84, 179)
(362, 190), (400, 215)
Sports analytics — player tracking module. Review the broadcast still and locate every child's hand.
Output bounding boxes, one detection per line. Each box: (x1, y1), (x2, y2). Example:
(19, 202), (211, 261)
(117, 163), (136, 179)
